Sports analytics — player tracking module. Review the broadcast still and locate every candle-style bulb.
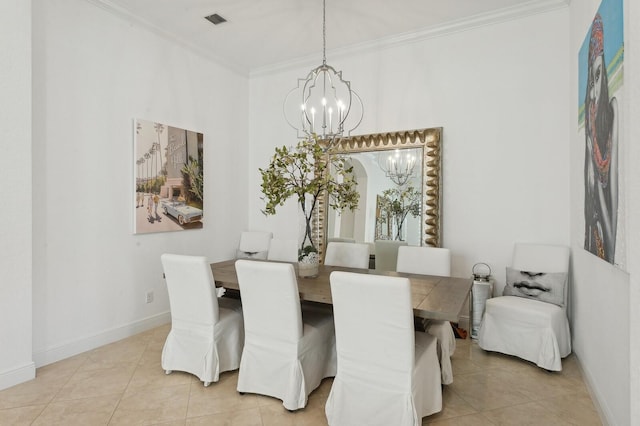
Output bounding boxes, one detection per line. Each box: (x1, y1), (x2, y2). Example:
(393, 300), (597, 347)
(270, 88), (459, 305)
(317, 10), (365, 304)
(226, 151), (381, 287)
(310, 107), (316, 133)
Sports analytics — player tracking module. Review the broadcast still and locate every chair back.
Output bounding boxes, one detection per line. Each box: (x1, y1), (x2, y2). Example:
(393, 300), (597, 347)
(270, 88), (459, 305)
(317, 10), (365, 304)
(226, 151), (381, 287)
(324, 242), (370, 268)
(238, 231), (273, 253)
(161, 254), (218, 324)
(330, 271), (414, 389)
(396, 246), (451, 276)
(374, 240), (408, 272)
(327, 237), (355, 243)
(235, 259), (303, 343)
(267, 238), (298, 262)
(512, 243), (570, 273)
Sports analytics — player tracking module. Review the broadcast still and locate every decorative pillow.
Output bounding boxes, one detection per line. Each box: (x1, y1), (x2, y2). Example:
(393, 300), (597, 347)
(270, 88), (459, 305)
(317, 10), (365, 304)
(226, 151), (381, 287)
(503, 267), (567, 307)
(236, 250), (268, 260)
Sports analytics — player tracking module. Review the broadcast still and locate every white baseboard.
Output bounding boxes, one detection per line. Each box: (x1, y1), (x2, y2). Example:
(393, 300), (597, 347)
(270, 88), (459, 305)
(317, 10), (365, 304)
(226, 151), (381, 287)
(0, 362), (36, 391)
(574, 353), (612, 426)
(33, 311), (171, 368)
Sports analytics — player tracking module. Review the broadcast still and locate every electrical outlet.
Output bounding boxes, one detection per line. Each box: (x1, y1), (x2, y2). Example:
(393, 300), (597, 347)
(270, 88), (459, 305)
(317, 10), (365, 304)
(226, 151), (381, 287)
(145, 291), (154, 304)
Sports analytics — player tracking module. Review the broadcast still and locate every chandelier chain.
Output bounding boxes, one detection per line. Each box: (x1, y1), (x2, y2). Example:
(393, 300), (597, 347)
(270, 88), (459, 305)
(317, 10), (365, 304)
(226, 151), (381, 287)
(322, 0), (326, 65)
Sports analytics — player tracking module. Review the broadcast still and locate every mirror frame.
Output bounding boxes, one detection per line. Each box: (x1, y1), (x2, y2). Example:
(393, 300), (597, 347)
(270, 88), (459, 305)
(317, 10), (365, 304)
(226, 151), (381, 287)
(316, 127), (442, 259)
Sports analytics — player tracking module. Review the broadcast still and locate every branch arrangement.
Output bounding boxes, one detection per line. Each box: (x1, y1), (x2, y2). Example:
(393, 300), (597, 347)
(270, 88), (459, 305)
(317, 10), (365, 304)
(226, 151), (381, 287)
(259, 137), (359, 253)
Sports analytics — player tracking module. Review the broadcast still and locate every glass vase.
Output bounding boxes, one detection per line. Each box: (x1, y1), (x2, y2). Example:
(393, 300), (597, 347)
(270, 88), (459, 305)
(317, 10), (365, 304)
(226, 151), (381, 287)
(298, 196), (319, 278)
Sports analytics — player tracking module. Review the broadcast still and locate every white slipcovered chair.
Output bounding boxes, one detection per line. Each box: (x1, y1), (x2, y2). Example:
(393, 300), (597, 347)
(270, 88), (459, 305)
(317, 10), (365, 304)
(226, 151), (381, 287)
(327, 237), (355, 243)
(396, 245), (456, 385)
(160, 254), (244, 386)
(324, 241), (370, 269)
(396, 246), (451, 276)
(267, 238), (298, 262)
(478, 243), (571, 371)
(326, 271), (442, 425)
(374, 240), (408, 272)
(237, 230), (273, 260)
(234, 259), (336, 410)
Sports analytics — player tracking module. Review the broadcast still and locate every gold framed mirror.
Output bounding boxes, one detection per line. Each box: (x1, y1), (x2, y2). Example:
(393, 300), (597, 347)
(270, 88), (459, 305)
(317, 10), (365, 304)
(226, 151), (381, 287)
(315, 127), (442, 259)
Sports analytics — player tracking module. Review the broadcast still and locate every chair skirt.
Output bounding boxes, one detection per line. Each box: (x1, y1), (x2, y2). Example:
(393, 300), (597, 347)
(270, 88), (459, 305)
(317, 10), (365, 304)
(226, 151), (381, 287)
(237, 309), (336, 410)
(325, 332), (441, 426)
(423, 320), (456, 384)
(478, 296), (571, 371)
(161, 298), (244, 384)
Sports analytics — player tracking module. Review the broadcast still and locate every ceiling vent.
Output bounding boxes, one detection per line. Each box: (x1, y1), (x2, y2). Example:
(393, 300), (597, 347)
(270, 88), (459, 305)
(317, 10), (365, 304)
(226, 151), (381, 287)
(205, 13), (227, 25)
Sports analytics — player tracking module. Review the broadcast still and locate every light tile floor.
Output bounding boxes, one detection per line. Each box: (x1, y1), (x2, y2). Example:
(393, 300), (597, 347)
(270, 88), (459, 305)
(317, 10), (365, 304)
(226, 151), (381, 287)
(0, 324), (602, 425)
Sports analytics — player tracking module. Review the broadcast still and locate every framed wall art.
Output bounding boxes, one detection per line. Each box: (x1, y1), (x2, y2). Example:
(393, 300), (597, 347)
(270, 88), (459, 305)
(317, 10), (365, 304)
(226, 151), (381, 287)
(134, 118), (204, 234)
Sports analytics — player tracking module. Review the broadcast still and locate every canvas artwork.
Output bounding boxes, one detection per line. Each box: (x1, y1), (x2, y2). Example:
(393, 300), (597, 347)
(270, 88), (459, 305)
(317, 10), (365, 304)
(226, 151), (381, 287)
(578, 0), (624, 268)
(134, 119), (204, 234)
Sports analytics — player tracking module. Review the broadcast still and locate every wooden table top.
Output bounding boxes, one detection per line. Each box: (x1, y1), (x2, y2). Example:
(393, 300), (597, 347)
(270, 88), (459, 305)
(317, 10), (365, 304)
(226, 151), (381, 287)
(211, 259), (472, 322)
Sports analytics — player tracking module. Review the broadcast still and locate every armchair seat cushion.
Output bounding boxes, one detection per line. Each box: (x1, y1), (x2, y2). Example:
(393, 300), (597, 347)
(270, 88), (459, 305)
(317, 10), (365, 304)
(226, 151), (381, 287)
(489, 295), (563, 325)
(478, 296), (570, 371)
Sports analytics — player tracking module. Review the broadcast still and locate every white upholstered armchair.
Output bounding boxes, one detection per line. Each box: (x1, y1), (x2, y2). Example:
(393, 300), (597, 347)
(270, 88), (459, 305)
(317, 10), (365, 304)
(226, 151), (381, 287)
(478, 243), (571, 371)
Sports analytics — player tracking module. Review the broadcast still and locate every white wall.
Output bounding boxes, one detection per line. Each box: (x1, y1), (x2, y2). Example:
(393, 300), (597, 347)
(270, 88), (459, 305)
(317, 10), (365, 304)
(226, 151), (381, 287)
(627, 2), (640, 424)
(0, 1), (35, 390)
(6, 2), (636, 423)
(29, 0), (250, 366)
(569, 2), (636, 425)
(249, 9), (571, 288)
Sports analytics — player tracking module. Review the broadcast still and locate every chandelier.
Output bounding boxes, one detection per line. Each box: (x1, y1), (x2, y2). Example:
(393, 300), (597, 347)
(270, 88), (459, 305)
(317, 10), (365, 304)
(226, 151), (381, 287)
(378, 149), (417, 187)
(283, 0), (363, 143)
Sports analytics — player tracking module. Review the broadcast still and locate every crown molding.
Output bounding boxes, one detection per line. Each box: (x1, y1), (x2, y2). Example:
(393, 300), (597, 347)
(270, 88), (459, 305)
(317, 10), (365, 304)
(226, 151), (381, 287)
(83, 0), (569, 78)
(252, 0), (570, 77)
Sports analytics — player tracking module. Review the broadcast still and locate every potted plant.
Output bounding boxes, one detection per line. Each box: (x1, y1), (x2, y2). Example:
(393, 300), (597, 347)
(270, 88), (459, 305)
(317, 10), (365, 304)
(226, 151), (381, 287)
(260, 137), (359, 276)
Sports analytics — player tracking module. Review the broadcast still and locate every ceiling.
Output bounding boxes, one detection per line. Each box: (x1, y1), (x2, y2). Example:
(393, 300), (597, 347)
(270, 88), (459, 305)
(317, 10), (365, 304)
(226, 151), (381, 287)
(98, 0), (567, 74)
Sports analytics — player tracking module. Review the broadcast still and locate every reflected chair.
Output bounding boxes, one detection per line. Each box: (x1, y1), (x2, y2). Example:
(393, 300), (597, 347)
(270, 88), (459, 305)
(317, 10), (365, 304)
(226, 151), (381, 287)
(160, 254), (244, 386)
(324, 242), (370, 269)
(396, 245), (456, 384)
(327, 271), (442, 424)
(374, 240), (408, 272)
(235, 259), (336, 410)
(237, 230), (273, 259)
(327, 237), (355, 243)
(478, 243), (571, 371)
(267, 238), (298, 263)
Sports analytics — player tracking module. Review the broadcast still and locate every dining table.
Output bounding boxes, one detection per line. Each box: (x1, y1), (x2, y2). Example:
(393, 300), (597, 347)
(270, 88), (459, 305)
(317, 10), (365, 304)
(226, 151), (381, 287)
(211, 259), (472, 322)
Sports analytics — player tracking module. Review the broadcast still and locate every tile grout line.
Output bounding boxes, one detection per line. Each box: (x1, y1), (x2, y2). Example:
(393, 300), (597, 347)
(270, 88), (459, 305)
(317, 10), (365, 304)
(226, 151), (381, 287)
(106, 333), (154, 425)
(30, 353), (92, 425)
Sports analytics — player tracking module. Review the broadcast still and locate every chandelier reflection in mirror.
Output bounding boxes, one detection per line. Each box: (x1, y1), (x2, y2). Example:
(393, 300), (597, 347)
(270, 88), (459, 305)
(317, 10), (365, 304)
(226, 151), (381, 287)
(283, 0), (363, 144)
(378, 149), (417, 187)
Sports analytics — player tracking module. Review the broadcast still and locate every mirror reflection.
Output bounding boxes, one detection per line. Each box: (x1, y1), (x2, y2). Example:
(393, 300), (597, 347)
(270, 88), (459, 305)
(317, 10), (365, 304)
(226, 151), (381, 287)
(327, 148), (423, 246)
(316, 127), (442, 258)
